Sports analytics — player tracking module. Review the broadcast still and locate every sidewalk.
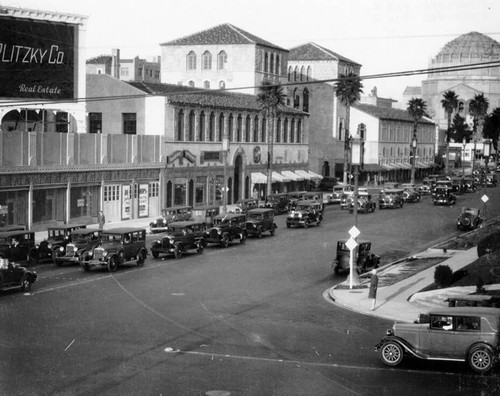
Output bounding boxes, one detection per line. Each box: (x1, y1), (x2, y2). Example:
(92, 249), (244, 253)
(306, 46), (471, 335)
(328, 247), (480, 323)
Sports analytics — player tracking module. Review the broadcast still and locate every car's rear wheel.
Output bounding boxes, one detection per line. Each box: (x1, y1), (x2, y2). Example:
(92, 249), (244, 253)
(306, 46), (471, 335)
(196, 243), (204, 254)
(137, 249), (146, 266)
(380, 342), (404, 366)
(239, 233), (246, 244)
(152, 250), (159, 259)
(257, 228), (263, 239)
(20, 274), (32, 292)
(270, 228), (275, 236)
(221, 235), (229, 248)
(468, 347), (494, 374)
(174, 245), (183, 258)
(82, 262), (91, 272)
(107, 256), (118, 272)
(28, 249), (38, 265)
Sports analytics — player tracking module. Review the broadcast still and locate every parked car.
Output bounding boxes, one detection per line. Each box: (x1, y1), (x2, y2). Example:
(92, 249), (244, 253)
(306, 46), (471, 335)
(150, 221), (206, 259)
(340, 191), (355, 210)
(456, 207), (482, 231)
(286, 200), (323, 228)
(375, 307), (500, 374)
(432, 187), (456, 205)
(0, 230), (37, 264)
(401, 184), (421, 203)
(80, 227), (147, 272)
(245, 208), (277, 238)
(332, 239), (380, 274)
(0, 258), (37, 292)
(451, 178), (467, 195)
(485, 174), (497, 187)
(53, 229), (103, 266)
(235, 198), (259, 214)
(287, 191), (308, 210)
(190, 205), (220, 227)
(264, 193), (290, 215)
(150, 206), (192, 234)
(349, 194), (377, 214)
(379, 189), (404, 209)
(35, 224), (87, 263)
(417, 184), (432, 195)
(328, 184), (353, 205)
(204, 213), (247, 247)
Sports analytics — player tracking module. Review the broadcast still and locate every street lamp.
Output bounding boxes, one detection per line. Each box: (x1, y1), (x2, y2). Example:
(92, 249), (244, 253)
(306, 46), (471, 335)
(462, 137), (466, 176)
(484, 139), (492, 174)
(222, 137), (229, 214)
(351, 133), (362, 227)
(410, 135), (417, 184)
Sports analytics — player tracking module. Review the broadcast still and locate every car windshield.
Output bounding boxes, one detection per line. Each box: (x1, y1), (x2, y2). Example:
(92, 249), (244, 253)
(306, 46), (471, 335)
(102, 234), (123, 243)
(73, 234), (92, 243)
(48, 229), (67, 238)
(247, 213), (264, 220)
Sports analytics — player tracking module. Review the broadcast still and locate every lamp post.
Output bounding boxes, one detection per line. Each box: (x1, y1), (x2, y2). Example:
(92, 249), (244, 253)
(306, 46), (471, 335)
(222, 137), (229, 214)
(351, 133), (362, 227)
(410, 135), (417, 184)
(462, 137), (466, 176)
(482, 139), (491, 221)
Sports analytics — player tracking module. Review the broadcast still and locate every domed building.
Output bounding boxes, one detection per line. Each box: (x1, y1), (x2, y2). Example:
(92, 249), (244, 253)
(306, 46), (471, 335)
(421, 31), (500, 131)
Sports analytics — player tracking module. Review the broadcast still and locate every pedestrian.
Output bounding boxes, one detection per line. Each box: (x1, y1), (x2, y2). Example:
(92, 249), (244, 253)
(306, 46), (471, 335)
(98, 210), (106, 229)
(369, 268), (379, 311)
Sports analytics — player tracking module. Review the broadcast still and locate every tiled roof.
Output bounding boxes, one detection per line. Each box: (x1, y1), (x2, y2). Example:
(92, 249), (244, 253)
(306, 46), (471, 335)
(288, 42), (360, 65)
(403, 86), (422, 96)
(126, 81), (305, 115)
(160, 23), (288, 51)
(86, 55), (112, 65)
(354, 103), (434, 125)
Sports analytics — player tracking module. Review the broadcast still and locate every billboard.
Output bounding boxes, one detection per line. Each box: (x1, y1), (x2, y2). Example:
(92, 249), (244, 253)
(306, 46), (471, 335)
(0, 16), (76, 99)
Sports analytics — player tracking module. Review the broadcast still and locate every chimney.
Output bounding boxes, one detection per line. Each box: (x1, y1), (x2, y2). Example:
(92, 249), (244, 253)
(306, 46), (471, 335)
(111, 49), (120, 78)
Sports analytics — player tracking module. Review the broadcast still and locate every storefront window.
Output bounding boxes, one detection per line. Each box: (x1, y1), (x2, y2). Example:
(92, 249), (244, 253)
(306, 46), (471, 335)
(70, 185), (99, 223)
(174, 178), (186, 205)
(0, 191), (28, 227)
(215, 175), (223, 204)
(196, 176), (206, 205)
(33, 188), (66, 225)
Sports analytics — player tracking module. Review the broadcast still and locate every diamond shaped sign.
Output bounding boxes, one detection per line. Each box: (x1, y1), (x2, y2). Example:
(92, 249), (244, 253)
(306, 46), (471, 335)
(348, 226), (360, 239)
(345, 237), (358, 251)
(481, 195), (489, 203)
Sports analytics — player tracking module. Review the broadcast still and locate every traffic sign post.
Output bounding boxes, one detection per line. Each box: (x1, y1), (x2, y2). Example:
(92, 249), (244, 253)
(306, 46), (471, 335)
(481, 194), (489, 221)
(346, 237), (358, 289)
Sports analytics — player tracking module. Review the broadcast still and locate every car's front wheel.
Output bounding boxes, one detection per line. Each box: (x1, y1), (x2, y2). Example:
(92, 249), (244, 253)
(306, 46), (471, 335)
(468, 346), (494, 374)
(152, 250), (159, 259)
(174, 245), (183, 258)
(196, 243), (204, 254)
(107, 256), (119, 272)
(257, 228), (263, 239)
(20, 274), (32, 292)
(137, 249), (146, 266)
(239, 233), (246, 244)
(380, 342), (404, 366)
(221, 235), (229, 248)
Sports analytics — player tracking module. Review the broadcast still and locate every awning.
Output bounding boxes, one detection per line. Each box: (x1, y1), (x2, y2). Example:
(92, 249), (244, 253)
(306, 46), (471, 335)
(382, 164), (396, 170)
(295, 169), (315, 180)
(415, 162), (428, 169)
(272, 171), (289, 183)
(251, 172), (267, 184)
(281, 170), (304, 181)
(400, 162), (412, 169)
(362, 164), (385, 172)
(307, 170), (323, 180)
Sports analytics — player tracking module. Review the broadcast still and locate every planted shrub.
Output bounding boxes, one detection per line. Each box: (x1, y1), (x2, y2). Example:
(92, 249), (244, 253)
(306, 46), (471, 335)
(477, 231), (500, 257)
(452, 269), (468, 284)
(434, 265), (453, 288)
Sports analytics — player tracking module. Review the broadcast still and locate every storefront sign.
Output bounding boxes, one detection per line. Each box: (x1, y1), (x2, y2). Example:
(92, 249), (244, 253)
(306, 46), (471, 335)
(139, 184), (149, 217)
(0, 16), (76, 99)
(122, 185), (131, 220)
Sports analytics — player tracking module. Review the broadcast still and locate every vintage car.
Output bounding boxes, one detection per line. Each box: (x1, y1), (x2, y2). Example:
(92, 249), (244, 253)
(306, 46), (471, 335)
(485, 173), (497, 187)
(432, 180), (453, 197)
(463, 177), (477, 193)
(190, 205), (220, 227)
(328, 185), (354, 205)
(401, 184), (421, 203)
(287, 191), (308, 210)
(348, 194), (377, 214)
(375, 307), (500, 374)
(456, 207), (482, 231)
(80, 227), (147, 272)
(150, 221), (206, 259)
(432, 187), (457, 206)
(150, 205), (193, 234)
(35, 224), (88, 263)
(235, 198), (259, 214)
(286, 200), (323, 228)
(450, 178), (467, 195)
(53, 229), (103, 266)
(204, 213), (247, 247)
(378, 189), (404, 209)
(264, 193), (290, 215)
(0, 258), (37, 292)
(417, 184), (432, 195)
(0, 230), (37, 264)
(245, 208), (277, 238)
(340, 191), (355, 210)
(332, 239), (380, 274)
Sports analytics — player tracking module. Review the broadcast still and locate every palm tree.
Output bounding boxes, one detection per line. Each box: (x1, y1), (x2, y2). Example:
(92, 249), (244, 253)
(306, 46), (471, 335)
(469, 93), (489, 173)
(441, 90), (459, 175)
(407, 98), (427, 184)
(483, 107), (500, 164)
(334, 73), (364, 184)
(257, 80), (287, 198)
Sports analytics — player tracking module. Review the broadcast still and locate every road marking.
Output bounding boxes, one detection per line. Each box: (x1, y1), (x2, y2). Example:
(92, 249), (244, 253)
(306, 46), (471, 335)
(64, 339), (75, 351)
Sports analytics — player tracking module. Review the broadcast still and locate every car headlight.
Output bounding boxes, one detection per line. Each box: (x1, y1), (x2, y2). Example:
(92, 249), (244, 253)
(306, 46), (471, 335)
(217, 230), (222, 235)
(48, 244), (52, 249)
(153, 220), (157, 225)
(386, 329), (394, 336)
(59, 246), (64, 252)
(73, 246), (78, 252)
(169, 239), (174, 245)
(88, 251), (93, 257)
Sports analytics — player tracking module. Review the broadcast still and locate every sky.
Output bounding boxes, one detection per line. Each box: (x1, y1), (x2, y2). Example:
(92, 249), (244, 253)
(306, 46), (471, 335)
(6, 0), (500, 103)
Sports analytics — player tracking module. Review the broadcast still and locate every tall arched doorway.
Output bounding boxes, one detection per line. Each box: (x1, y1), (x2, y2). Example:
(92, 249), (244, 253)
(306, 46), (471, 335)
(234, 154), (242, 202)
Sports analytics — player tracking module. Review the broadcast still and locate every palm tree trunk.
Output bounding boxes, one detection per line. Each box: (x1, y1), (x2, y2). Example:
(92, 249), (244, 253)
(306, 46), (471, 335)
(343, 107), (350, 184)
(266, 115), (274, 198)
(445, 113), (451, 175)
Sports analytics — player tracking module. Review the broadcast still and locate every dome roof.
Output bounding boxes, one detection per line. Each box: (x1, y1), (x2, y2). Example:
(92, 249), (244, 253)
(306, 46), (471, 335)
(436, 32), (500, 58)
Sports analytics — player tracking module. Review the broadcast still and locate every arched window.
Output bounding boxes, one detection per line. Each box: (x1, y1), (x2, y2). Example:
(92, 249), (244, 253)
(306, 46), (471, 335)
(188, 110), (195, 141)
(228, 113), (234, 142)
(283, 118), (288, 143)
(237, 115), (242, 142)
(276, 118), (281, 143)
(458, 101), (465, 113)
(218, 51), (227, 70)
(209, 112), (215, 141)
(293, 88), (300, 109)
(219, 81), (225, 90)
(291, 119), (296, 143)
(204, 80), (210, 89)
(307, 66), (312, 81)
(288, 66), (292, 81)
(188, 80), (195, 87)
(275, 54), (280, 75)
(177, 109), (184, 141)
(187, 51), (196, 70)
(245, 115), (251, 142)
(303, 88), (309, 112)
(218, 113), (224, 142)
(198, 111), (205, 141)
(261, 117), (266, 142)
(270, 53), (274, 74)
(300, 66), (305, 81)
(294, 66), (298, 82)
(202, 51), (212, 70)
(253, 116), (259, 142)
(264, 53), (268, 73)
(297, 120), (302, 143)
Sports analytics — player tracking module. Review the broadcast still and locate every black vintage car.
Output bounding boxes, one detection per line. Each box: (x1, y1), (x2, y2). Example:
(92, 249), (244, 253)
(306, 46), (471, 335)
(451, 178), (467, 195)
(286, 200), (322, 228)
(0, 258), (37, 293)
(235, 198), (259, 214)
(150, 206), (192, 234)
(379, 189), (404, 209)
(264, 193), (290, 215)
(463, 177), (477, 193)
(150, 221), (206, 259)
(349, 194), (377, 214)
(80, 227), (147, 272)
(433, 187), (456, 206)
(190, 205), (220, 227)
(332, 239), (380, 274)
(53, 229), (103, 266)
(0, 230), (37, 264)
(36, 224), (88, 263)
(204, 213), (247, 247)
(401, 184), (421, 203)
(456, 207), (482, 231)
(246, 208), (277, 238)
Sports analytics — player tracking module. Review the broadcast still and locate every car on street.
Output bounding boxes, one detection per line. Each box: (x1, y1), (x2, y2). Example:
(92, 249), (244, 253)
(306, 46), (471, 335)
(53, 229), (103, 266)
(432, 187), (456, 205)
(332, 239), (380, 274)
(36, 224), (88, 263)
(401, 184), (421, 203)
(485, 173), (497, 187)
(80, 227), (147, 272)
(190, 205), (220, 227)
(379, 189), (404, 209)
(451, 177), (467, 195)
(0, 258), (37, 293)
(204, 213), (247, 247)
(287, 191), (308, 210)
(150, 206), (193, 234)
(235, 198), (259, 214)
(340, 191), (355, 210)
(286, 200), (323, 228)
(463, 177), (477, 193)
(456, 207), (482, 231)
(417, 183), (432, 195)
(375, 307), (500, 374)
(348, 194), (377, 214)
(264, 193), (290, 215)
(245, 208), (277, 238)
(150, 221), (206, 259)
(0, 230), (37, 264)
(328, 184), (353, 205)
